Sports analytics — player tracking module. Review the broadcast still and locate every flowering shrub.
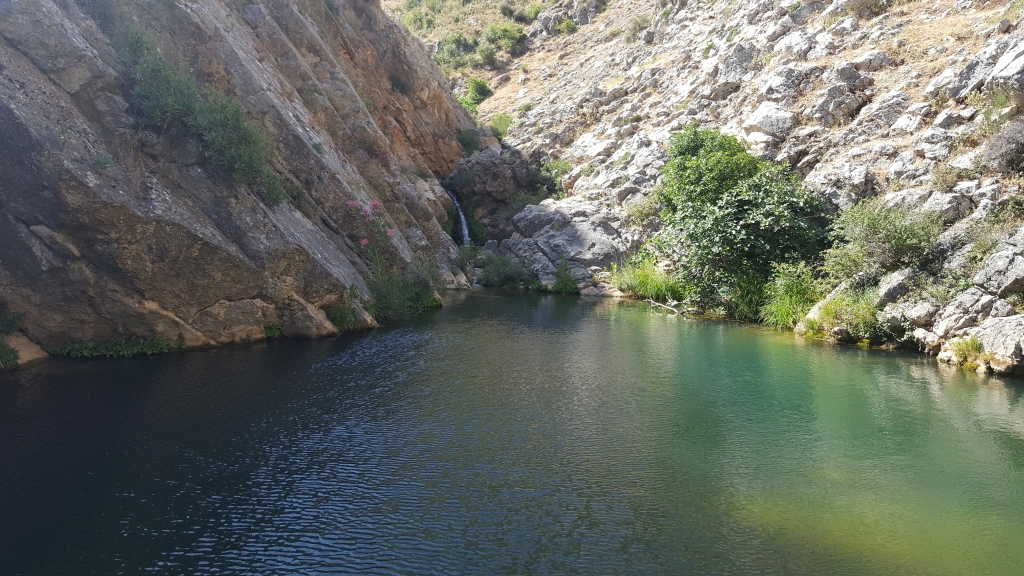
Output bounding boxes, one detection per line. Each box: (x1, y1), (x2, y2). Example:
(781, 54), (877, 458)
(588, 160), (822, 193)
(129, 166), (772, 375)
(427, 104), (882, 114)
(345, 201), (442, 321)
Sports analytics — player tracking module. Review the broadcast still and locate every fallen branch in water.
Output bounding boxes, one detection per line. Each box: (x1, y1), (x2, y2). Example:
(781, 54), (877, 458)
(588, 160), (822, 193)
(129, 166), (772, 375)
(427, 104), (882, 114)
(646, 298), (681, 315)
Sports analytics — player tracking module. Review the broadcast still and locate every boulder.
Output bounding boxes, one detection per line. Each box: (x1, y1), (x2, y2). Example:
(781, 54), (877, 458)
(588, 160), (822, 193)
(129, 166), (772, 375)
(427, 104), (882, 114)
(875, 268), (916, 307)
(804, 161), (876, 209)
(904, 300), (941, 327)
(743, 102), (797, 140)
(970, 314), (1024, 373)
(986, 35), (1024, 106)
(973, 247), (1024, 296)
(851, 50), (893, 72)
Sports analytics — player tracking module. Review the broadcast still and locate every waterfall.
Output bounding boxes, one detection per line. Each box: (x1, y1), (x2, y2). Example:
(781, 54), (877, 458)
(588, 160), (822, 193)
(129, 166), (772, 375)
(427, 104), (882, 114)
(444, 189), (471, 247)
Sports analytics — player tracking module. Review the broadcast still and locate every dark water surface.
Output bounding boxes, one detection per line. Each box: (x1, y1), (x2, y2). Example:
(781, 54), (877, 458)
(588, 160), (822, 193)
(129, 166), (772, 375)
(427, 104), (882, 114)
(3, 292), (1024, 575)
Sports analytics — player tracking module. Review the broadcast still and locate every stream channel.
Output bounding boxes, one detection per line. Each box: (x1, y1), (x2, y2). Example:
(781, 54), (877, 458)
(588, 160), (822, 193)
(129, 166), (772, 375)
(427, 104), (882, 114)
(2, 291), (1024, 575)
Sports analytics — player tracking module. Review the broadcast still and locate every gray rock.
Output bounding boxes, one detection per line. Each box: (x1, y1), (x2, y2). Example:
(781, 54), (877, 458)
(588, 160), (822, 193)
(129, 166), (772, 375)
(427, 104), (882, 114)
(875, 268), (917, 307)
(918, 192), (971, 220)
(970, 314), (1024, 373)
(986, 34), (1024, 106)
(904, 300), (941, 327)
(804, 161), (876, 209)
(973, 247), (1024, 296)
(924, 67), (957, 98)
(743, 102), (797, 140)
(512, 203), (566, 237)
(851, 50), (893, 72)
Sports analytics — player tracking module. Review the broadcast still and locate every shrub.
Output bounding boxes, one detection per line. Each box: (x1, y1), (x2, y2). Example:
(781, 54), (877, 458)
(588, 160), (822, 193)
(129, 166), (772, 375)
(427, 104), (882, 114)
(479, 254), (534, 287)
(264, 325), (282, 338)
(526, 4), (544, 19)
(930, 164), (979, 192)
(466, 77), (493, 105)
(477, 44), (498, 67)
(0, 339), (17, 370)
(326, 306), (359, 330)
(435, 33), (480, 71)
(541, 158), (572, 196)
(611, 258), (686, 302)
(483, 23), (527, 52)
(811, 289), (887, 343)
(0, 301), (23, 336)
(188, 93), (283, 204)
(650, 125), (830, 312)
(489, 112), (513, 139)
(556, 17), (578, 34)
(509, 188), (550, 211)
(947, 335), (990, 367)
(369, 266), (442, 321)
(550, 258), (580, 294)
(760, 262), (824, 328)
(626, 15), (652, 41)
(118, 32), (283, 205)
(456, 245), (480, 268)
(49, 337), (173, 358)
(822, 197), (943, 284)
(607, 27), (623, 38)
(517, 103), (534, 113)
(457, 128), (480, 154)
(128, 54), (200, 131)
(985, 117), (1024, 173)
(458, 96), (478, 115)
(499, 4), (515, 19)
(92, 153), (113, 172)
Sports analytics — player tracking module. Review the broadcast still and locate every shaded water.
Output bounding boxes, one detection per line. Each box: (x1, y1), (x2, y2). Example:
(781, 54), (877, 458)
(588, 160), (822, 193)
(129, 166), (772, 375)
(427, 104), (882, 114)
(2, 292), (1024, 575)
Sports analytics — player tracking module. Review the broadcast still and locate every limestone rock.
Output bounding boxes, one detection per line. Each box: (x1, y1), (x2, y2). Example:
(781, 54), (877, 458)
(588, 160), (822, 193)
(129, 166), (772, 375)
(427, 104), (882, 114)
(970, 314), (1024, 373)
(743, 102), (797, 140)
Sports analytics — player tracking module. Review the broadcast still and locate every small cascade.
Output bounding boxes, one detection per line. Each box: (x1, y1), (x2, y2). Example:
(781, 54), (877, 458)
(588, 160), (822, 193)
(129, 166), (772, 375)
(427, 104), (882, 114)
(444, 189), (472, 247)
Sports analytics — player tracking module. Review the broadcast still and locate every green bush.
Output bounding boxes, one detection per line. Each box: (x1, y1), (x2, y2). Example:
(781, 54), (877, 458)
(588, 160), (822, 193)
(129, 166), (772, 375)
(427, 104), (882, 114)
(611, 258), (686, 302)
(326, 306), (359, 330)
(948, 335), (990, 368)
(264, 325), (282, 338)
(625, 14), (652, 40)
(0, 301), (23, 336)
(0, 340), (18, 370)
(556, 17), (578, 34)
(456, 245), (480, 268)
(483, 23), (527, 52)
(650, 125), (829, 312)
(457, 128), (480, 154)
(189, 93), (284, 204)
(526, 4), (544, 19)
(489, 112), (513, 139)
(369, 266), (442, 322)
(541, 158), (572, 196)
(550, 257), (580, 294)
(434, 33), (480, 71)
(50, 337), (173, 358)
(509, 188), (550, 211)
(823, 197), (943, 284)
(117, 31), (283, 205)
(807, 289), (887, 343)
(466, 77), (494, 105)
(760, 262), (824, 328)
(458, 96), (479, 115)
(477, 44), (498, 67)
(478, 254), (534, 287)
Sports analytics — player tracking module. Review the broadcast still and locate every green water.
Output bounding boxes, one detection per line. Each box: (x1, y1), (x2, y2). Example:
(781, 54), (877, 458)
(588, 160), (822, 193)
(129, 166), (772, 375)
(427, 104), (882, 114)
(1, 291), (1023, 574)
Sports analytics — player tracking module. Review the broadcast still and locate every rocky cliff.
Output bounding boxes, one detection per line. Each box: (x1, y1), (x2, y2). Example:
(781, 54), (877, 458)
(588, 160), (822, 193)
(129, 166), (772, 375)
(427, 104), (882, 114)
(448, 0), (1024, 373)
(0, 0), (473, 356)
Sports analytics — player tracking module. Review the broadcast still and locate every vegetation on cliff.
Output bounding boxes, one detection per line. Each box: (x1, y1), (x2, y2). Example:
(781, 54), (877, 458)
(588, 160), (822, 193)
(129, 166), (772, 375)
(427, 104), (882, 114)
(630, 126), (830, 320)
(0, 302), (22, 370)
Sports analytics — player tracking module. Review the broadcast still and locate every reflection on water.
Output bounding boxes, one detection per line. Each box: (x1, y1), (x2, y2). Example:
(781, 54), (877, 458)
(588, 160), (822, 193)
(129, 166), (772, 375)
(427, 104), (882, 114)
(1, 291), (1023, 575)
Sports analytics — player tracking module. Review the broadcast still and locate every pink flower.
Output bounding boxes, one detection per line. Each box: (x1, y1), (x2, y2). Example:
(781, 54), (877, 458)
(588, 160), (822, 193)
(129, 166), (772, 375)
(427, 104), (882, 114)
(371, 201), (383, 208)
(347, 201), (359, 207)
(365, 217), (372, 222)
(385, 219), (391, 224)
(360, 238), (370, 246)
(386, 229), (395, 235)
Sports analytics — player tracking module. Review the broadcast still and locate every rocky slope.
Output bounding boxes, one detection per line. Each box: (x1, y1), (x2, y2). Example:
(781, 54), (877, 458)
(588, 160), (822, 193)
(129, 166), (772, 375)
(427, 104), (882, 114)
(449, 0), (1024, 373)
(0, 0), (474, 360)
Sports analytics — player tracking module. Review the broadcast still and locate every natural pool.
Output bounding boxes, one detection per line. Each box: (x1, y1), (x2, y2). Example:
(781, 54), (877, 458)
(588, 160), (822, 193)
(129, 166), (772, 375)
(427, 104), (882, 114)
(2, 291), (1024, 575)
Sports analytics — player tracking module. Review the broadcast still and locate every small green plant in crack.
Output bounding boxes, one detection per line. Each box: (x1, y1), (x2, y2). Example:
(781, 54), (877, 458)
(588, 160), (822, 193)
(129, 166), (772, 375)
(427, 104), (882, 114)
(92, 153), (113, 172)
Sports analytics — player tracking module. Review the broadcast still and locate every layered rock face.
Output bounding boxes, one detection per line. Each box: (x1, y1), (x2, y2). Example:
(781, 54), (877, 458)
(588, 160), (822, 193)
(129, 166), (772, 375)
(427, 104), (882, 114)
(0, 0), (473, 350)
